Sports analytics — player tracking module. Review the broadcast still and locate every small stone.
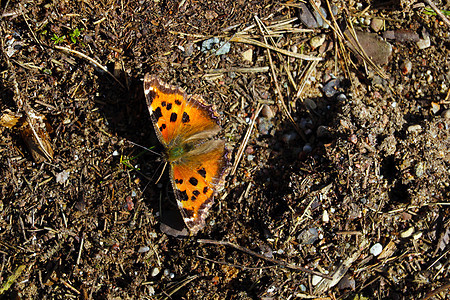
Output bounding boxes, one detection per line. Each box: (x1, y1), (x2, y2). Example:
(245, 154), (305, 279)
(400, 227), (414, 238)
(322, 210), (329, 223)
(304, 98), (317, 111)
(303, 144), (312, 153)
(138, 246), (150, 253)
(430, 102), (440, 114)
(370, 18), (384, 32)
(416, 33), (430, 49)
(400, 60), (412, 75)
(312, 275), (322, 286)
(297, 227), (319, 244)
(415, 162), (425, 177)
(201, 37), (219, 52)
(323, 78), (340, 98)
(56, 170), (70, 184)
(242, 49), (253, 62)
(370, 243), (383, 256)
(441, 109), (450, 119)
(215, 42), (231, 55)
(413, 231), (423, 240)
(151, 267), (160, 277)
(298, 3), (318, 28)
(407, 124), (422, 134)
(112, 150), (120, 156)
(310, 34), (326, 49)
(316, 125), (330, 137)
(260, 105), (275, 119)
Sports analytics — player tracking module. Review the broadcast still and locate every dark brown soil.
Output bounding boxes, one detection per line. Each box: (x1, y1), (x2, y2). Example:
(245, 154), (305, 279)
(1, 0), (449, 299)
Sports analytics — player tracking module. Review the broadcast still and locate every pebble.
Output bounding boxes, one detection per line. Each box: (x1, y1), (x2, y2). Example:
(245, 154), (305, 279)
(400, 60), (412, 75)
(260, 105), (275, 119)
(304, 98), (317, 111)
(414, 162), (424, 177)
(370, 18), (384, 32)
(303, 144), (312, 153)
(298, 3), (318, 28)
(430, 102), (440, 114)
(138, 246), (150, 253)
(216, 42), (231, 55)
(316, 125), (330, 137)
(370, 243), (383, 256)
(282, 132), (298, 143)
(413, 231), (423, 240)
(400, 227), (415, 238)
(323, 78), (340, 98)
(322, 210), (329, 223)
(112, 150), (120, 156)
(407, 124), (422, 134)
(310, 34), (326, 49)
(442, 109), (450, 119)
(242, 49), (253, 62)
(312, 275), (322, 286)
(416, 33), (430, 49)
(201, 37), (219, 52)
(297, 227), (319, 245)
(383, 30), (419, 42)
(56, 170), (70, 184)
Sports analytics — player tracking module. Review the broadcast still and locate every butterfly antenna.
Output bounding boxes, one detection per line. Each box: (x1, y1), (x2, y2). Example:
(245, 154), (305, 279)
(127, 140), (161, 156)
(155, 161), (168, 184)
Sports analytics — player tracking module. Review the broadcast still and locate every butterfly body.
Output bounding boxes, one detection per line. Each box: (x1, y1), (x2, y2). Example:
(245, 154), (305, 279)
(143, 74), (229, 234)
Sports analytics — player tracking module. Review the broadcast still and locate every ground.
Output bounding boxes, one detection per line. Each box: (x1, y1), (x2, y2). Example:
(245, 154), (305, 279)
(0, 0), (449, 299)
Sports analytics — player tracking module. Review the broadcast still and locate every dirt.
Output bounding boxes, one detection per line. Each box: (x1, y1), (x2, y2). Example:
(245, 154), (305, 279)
(0, 0), (449, 299)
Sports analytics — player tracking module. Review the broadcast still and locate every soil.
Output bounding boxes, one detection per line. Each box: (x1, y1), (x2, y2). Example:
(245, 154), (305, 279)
(0, 0), (449, 299)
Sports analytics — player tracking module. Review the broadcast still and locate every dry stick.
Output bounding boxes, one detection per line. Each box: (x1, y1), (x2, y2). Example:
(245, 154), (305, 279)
(197, 239), (332, 279)
(230, 103), (263, 176)
(54, 45), (125, 89)
(230, 36), (323, 61)
(423, 0), (450, 28)
(254, 15), (307, 142)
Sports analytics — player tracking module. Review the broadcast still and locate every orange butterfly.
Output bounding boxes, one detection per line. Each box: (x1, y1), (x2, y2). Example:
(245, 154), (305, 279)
(143, 74), (229, 234)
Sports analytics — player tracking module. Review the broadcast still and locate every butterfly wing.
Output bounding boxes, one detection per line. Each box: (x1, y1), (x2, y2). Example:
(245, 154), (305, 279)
(143, 74), (220, 147)
(170, 140), (229, 234)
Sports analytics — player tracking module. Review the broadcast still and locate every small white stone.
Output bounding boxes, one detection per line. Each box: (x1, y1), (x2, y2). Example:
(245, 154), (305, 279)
(312, 275), (322, 286)
(413, 231), (423, 240)
(323, 210), (329, 223)
(370, 243), (383, 256)
(151, 267), (160, 277)
(242, 49), (253, 62)
(138, 246), (150, 253)
(112, 150), (120, 156)
(400, 227), (414, 238)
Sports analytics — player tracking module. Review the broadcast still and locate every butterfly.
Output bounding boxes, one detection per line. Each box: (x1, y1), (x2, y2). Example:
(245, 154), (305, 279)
(143, 74), (229, 235)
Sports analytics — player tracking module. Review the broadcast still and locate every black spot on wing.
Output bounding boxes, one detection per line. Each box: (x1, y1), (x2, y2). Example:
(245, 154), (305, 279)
(203, 186), (209, 194)
(193, 190), (200, 197)
(182, 112), (190, 123)
(166, 103), (173, 110)
(189, 177), (198, 186)
(161, 101), (166, 107)
(175, 99), (182, 105)
(176, 190), (189, 201)
(146, 90), (157, 105)
(170, 112), (177, 122)
(159, 123), (166, 132)
(153, 107), (163, 121)
(197, 167), (206, 178)
(175, 178), (183, 185)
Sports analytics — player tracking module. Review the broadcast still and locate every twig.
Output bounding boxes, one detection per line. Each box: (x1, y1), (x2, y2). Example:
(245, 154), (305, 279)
(76, 236), (84, 265)
(423, 0), (450, 28)
(197, 239), (332, 279)
(230, 36), (323, 61)
(54, 45), (125, 89)
(230, 103), (263, 176)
